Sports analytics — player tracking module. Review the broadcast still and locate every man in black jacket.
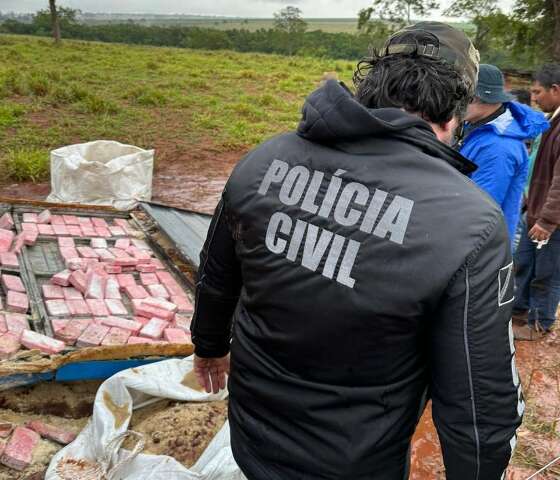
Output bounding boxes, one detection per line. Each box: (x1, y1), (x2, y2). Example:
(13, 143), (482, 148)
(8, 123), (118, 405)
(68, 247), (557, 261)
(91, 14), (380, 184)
(192, 22), (523, 480)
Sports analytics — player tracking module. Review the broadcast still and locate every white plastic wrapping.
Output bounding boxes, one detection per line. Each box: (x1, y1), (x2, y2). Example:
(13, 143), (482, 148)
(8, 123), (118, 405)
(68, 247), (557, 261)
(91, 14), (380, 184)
(47, 140), (154, 210)
(46, 358), (245, 480)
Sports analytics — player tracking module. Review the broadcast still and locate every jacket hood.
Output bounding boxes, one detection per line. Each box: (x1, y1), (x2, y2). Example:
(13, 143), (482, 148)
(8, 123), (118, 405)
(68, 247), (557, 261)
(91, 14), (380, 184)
(297, 80), (477, 175)
(469, 101), (549, 141)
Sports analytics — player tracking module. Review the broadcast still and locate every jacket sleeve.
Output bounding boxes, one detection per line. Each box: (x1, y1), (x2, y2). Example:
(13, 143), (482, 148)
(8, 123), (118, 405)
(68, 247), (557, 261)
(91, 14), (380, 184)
(430, 217), (523, 480)
(537, 143), (560, 231)
(191, 196), (242, 358)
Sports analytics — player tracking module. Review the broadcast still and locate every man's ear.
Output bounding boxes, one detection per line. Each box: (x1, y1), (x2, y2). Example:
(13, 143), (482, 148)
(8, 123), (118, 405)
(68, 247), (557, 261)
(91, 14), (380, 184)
(550, 84), (560, 97)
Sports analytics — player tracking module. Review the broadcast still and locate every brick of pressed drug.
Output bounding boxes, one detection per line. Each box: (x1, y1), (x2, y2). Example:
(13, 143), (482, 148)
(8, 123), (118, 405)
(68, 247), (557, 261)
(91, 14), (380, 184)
(133, 301), (174, 321)
(139, 273), (159, 286)
(0, 426), (39, 471)
(101, 326), (131, 346)
(67, 299), (91, 316)
(78, 217), (93, 227)
(37, 209), (52, 224)
(69, 270), (87, 293)
(51, 318), (69, 337)
(0, 229), (14, 253)
(46, 299), (70, 317)
(116, 273), (136, 289)
(134, 315), (151, 326)
(95, 227), (112, 238)
(62, 287), (83, 300)
(0, 213), (14, 230)
(136, 263), (156, 273)
(0, 423), (13, 438)
(85, 272), (105, 300)
(86, 299), (109, 317)
(76, 323), (109, 347)
(2, 274), (25, 293)
(51, 215), (65, 225)
(52, 269), (71, 287)
(128, 248), (152, 263)
(77, 246), (99, 259)
(52, 224), (69, 236)
(113, 257), (138, 267)
(26, 420), (77, 445)
(91, 217), (109, 229)
(60, 247), (79, 260)
(7, 291), (28, 313)
(127, 336), (158, 344)
(171, 295), (194, 314)
(90, 238), (107, 249)
(105, 264), (122, 274)
(124, 284), (149, 300)
(139, 317), (168, 339)
(23, 230), (38, 246)
(173, 314), (192, 332)
(113, 218), (130, 229)
(66, 225), (82, 237)
(42, 284), (64, 300)
(94, 249), (115, 262)
(21, 329), (65, 355)
(109, 226), (126, 237)
(63, 215), (79, 225)
(156, 271), (181, 289)
(0, 252), (19, 269)
(131, 238), (151, 251)
(5, 313), (29, 335)
(114, 238), (130, 250)
(147, 283), (170, 299)
(0, 314), (6, 335)
(150, 258), (166, 270)
(22, 213), (38, 223)
(109, 247), (128, 258)
(164, 328), (191, 344)
(80, 226), (97, 237)
(100, 316), (142, 334)
(142, 296), (177, 313)
(104, 299), (127, 316)
(65, 258), (85, 271)
(21, 223), (38, 234)
(37, 224), (55, 236)
(58, 237), (75, 248)
(8, 233), (24, 255)
(104, 277), (121, 299)
(0, 333), (21, 359)
(56, 318), (91, 345)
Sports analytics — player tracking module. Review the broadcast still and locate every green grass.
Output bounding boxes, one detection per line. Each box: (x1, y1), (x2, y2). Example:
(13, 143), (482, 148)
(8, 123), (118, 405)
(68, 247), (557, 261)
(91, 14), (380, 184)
(0, 34), (357, 182)
(5, 148), (50, 182)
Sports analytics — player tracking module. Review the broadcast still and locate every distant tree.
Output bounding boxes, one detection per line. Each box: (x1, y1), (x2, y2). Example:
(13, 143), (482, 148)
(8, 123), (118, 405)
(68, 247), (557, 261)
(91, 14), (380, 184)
(358, 0), (439, 28)
(48, 0), (61, 42)
(33, 5), (78, 39)
(444, 0), (498, 50)
(274, 6), (308, 55)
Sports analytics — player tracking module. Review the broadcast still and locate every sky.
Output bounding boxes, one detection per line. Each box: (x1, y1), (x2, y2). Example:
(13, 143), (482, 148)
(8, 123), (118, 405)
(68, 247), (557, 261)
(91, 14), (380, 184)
(0, 0), (516, 19)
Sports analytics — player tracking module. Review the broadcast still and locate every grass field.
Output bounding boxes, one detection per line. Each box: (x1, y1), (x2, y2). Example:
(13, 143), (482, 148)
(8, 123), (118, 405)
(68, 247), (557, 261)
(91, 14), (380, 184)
(0, 34), (356, 182)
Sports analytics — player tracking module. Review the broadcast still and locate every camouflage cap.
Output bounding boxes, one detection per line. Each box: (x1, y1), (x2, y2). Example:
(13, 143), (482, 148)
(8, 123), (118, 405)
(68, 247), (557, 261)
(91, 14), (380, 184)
(382, 21), (480, 95)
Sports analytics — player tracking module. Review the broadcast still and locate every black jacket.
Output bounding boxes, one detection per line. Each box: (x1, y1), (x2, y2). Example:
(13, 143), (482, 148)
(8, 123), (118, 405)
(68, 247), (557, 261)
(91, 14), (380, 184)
(192, 81), (523, 480)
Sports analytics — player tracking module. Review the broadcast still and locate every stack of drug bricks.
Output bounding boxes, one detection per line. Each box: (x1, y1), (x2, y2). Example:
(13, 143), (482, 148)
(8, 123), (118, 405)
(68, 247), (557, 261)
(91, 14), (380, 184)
(0, 209), (194, 359)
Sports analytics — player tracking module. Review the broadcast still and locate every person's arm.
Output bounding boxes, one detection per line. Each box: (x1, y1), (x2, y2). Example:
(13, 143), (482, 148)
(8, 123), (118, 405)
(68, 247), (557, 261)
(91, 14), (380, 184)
(430, 217), (523, 479)
(536, 148), (560, 235)
(191, 196), (242, 391)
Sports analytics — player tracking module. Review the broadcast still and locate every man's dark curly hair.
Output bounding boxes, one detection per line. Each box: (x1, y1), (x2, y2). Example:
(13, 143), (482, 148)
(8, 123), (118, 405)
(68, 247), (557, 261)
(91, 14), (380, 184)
(353, 52), (472, 125)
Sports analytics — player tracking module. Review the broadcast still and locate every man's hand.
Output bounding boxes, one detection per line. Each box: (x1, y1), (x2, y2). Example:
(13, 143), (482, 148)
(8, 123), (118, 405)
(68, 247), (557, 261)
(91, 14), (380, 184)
(529, 222), (552, 242)
(194, 354), (230, 394)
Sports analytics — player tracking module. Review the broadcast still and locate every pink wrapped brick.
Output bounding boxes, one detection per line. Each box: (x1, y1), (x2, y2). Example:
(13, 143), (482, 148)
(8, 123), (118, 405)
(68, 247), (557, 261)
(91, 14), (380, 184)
(113, 218), (130, 229)
(0, 314), (7, 335)
(136, 263), (157, 273)
(113, 257), (138, 267)
(0, 252), (18, 268)
(58, 237), (75, 248)
(91, 238), (107, 249)
(51, 318), (69, 337)
(42, 284), (64, 300)
(0, 229), (14, 253)
(37, 224), (55, 236)
(132, 238), (151, 251)
(155, 271), (183, 293)
(67, 299), (91, 316)
(140, 273), (159, 286)
(102, 327), (131, 346)
(21, 329), (65, 355)
(5, 313), (29, 335)
(52, 224), (69, 236)
(116, 273), (136, 289)
(23, 230), (38, 246)
(56, 318), (91, 345)
(80, 226), (96, 237)
(22, 213), (38, 223)
(172, 295), (194, 314)
(67, 225), (82, 237)
(45, 300), (70, 317)
(114, 238), (130, 250)
(77, 246), (99, 259)
(51, 215), (65, 225)
(109, 247), (128, 258)
(37, 209), (52, 224)
(124, 285), (149, 300)
(62, 215), (80, 225)
(7, 291), (28, 313)
(140, 317), (168, 339)
(21, 223), (38, 234)
(87, 299), (109, 317)
(78, 217), (93, 226)
(0, 213), (14, 230)
(85, 273), (106, 300)
(76, 323), (109, 347)
(0, 426), (39, 471)
(2, 274), (25, 293)
(95, 227), (112, 238)
(100, 316), (142, 334)
(69, 270), (87, 293)
(9, 233), (25, 255)
(62, 287), (83, 300)
(133, 301), (174, 321)
(142, 296), (177, 313)
(127, 336), (162, 345)
(105, 299), (127, 316)
(134, 315), (151, 326)
(173, 314), (192, 332)
(147, 283), (169, 299)
(52, 270), (71, 287)
(60, 247), (79, 260)
(94, 249), (115, 262)
(65, 257), (88, 271)
(91, 217), (109, 229)
(109, 226), (126, 236)
(0, 333), (21, 359)
(164, 328), (191, 344)
(105, 277), (121, 299)
(105, 264), (122, 274)
(129, 248), (152, 263)
(26, 420), (77, 445)
(151, 259), (166, 270)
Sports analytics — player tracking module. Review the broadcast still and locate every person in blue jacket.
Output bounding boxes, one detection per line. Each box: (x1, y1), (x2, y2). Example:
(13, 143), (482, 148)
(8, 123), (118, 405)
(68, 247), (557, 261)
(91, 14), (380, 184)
(460, 64), (549, 243)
